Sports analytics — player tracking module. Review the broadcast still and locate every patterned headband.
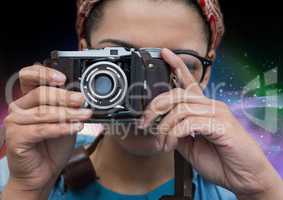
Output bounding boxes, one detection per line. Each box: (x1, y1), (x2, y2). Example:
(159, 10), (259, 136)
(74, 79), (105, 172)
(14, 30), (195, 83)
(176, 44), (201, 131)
(77, 0), (225, 50)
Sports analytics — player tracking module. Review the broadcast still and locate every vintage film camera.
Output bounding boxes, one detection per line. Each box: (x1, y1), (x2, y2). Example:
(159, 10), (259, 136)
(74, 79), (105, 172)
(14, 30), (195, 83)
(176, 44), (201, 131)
(53, 48), (194, 199)
(50, 47), (173, 123)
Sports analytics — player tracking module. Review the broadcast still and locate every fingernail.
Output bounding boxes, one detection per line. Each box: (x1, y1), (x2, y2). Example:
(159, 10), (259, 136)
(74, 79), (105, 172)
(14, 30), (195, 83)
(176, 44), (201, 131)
(79, 109), (93, 116)
(163, 48), (176, 57)
(137, 117), (145, 128)
(155, 140), (162, 150)
(71, 93), (85, 104)
(52, 72), (66, 83)
(138, 117), (151, 129)
(164, 144), (169, 152)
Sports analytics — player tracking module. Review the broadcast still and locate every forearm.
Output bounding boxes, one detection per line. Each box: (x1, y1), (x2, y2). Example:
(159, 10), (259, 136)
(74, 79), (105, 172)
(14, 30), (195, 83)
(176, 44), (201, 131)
(237, 179), (283, 200)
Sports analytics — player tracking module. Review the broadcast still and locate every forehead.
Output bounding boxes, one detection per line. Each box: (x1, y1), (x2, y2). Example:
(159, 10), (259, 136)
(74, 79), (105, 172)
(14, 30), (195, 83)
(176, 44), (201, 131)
(90, 0), (208, 56)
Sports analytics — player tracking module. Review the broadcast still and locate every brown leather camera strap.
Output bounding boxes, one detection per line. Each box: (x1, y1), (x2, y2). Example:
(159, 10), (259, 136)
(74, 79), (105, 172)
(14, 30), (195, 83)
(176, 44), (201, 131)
(175, 151), (193, 198)
(63, 135), (194, 200)
(62, 134), (104, 190)
(160, 151), (194, 200)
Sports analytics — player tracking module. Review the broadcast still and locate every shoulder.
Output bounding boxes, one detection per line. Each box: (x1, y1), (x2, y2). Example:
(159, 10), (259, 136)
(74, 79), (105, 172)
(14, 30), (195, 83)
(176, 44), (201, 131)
(0, 157), (9, 192)
(193, 170), (237, 200)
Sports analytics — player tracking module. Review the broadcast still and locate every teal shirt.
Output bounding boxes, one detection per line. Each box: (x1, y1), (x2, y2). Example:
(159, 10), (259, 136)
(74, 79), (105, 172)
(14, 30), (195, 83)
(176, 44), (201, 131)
(49, 171), (236, 200)
(48, 135), (237, 200)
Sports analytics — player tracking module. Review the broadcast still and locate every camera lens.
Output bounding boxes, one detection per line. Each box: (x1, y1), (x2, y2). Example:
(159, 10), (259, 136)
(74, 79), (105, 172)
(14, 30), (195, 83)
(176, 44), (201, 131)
(90, 71), (117, 99)
(80, 61), (128, 110)
(93, 74), (114, 96)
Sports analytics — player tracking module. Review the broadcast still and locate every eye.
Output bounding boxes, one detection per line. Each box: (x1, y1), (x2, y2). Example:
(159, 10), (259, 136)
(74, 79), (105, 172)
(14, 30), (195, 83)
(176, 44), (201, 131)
(177, 54), (202, 72)
(176, 54), (204, 82)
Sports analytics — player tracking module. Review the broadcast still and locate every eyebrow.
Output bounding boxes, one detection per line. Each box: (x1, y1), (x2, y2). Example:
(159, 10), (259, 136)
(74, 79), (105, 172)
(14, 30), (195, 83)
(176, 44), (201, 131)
(98, 39), (139, 49)
(98, 38), (201, 56)
(173, 49), (200, 56)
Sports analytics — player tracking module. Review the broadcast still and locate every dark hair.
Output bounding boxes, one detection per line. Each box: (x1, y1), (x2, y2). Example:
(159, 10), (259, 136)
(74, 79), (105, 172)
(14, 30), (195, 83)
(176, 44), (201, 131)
(84, 0), (211, 48)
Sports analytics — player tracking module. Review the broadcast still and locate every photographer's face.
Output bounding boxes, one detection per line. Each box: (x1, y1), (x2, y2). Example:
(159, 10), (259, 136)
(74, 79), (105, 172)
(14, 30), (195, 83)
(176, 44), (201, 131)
(81, 0), (212, 156)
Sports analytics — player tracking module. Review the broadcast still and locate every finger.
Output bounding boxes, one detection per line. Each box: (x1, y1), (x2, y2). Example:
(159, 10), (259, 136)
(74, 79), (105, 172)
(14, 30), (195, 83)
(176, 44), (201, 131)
(7, 106), (93, 125)
(161, 48), (203, 94)
(163, 134), (179, 153)
(10, 86), (85, 111)
(19, 65), (66, 94)
(158, 103), (220, 134)
(6, 122), (84, 147)
(168, 116), (227, 145)
(155, 135), (166, 151)
(140, 88), (210, 128)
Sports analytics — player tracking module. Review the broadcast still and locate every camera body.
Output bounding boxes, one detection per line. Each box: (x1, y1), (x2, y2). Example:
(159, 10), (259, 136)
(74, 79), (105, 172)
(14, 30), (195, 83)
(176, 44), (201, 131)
(50, 47), (173, 123)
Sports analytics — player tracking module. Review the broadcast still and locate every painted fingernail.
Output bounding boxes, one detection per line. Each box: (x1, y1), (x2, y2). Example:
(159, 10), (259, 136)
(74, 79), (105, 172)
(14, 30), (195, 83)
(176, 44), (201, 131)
(52, 72), (66, 83)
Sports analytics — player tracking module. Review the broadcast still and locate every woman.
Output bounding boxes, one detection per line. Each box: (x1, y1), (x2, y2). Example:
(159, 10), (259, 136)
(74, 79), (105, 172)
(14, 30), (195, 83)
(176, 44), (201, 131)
(2, 0), (283, 199)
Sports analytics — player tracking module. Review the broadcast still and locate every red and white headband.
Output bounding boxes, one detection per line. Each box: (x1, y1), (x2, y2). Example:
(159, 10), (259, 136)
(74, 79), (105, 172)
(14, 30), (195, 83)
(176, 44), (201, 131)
(77, 0), (225, 50)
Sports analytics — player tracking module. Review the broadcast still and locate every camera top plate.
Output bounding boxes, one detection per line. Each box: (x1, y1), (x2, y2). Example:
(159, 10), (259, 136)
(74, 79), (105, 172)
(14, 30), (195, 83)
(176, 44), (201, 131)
(51, 47), (162, 60)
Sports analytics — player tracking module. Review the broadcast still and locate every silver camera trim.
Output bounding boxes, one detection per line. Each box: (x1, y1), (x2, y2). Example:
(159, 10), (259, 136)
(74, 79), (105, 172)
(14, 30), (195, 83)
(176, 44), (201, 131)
(51, 47), (162, 59)
(52, 47), (132, 59)
(80, 61), (128, 110)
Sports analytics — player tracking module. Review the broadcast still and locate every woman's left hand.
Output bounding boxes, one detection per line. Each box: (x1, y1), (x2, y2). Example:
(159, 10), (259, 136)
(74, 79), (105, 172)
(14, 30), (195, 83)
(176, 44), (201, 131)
(140, 49), (283, 199)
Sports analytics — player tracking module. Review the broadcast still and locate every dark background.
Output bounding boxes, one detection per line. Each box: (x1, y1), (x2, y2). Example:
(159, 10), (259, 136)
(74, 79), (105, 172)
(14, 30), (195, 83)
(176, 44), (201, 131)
(0, 1), (282, 77)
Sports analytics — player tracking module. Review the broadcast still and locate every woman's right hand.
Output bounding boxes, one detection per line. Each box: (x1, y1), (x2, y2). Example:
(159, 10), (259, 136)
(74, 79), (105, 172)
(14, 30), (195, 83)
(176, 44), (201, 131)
(3, 65), (93, 199)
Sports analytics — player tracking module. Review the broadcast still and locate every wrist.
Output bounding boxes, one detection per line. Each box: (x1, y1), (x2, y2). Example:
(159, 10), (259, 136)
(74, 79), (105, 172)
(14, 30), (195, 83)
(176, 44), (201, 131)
(238, 178), (283, 200)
